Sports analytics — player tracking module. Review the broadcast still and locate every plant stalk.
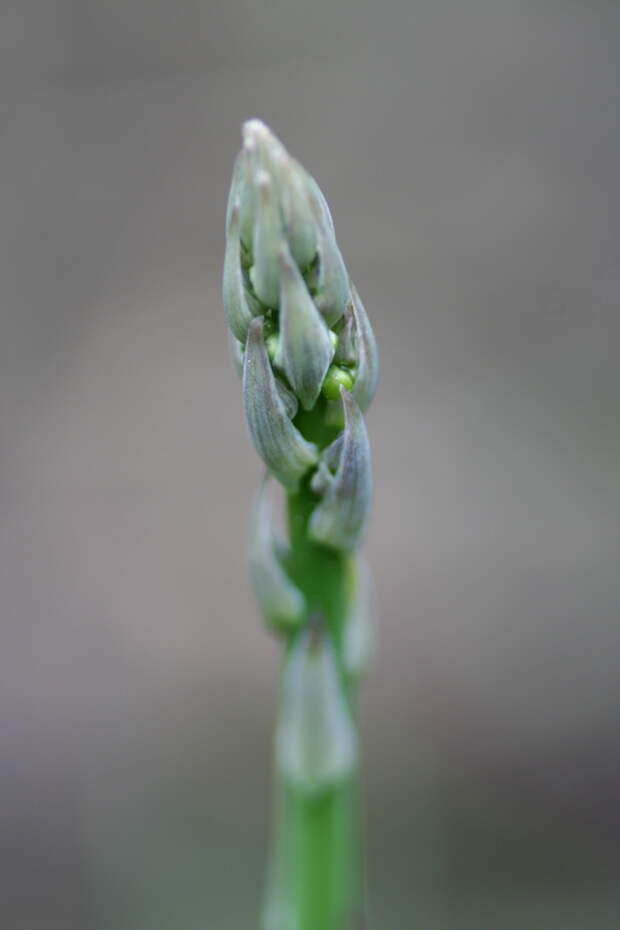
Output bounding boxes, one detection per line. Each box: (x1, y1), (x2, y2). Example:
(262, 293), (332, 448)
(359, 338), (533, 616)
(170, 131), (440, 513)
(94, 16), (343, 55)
(264, 404), (362, 930)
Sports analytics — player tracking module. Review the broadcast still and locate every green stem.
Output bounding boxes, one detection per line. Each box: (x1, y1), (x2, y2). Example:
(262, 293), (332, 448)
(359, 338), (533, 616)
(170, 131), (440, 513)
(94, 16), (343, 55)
(263, 401), (362, 930)
(291, 779), (357, 930)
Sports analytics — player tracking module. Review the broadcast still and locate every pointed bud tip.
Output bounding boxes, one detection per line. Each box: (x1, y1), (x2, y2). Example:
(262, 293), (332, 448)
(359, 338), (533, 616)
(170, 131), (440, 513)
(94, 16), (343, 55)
(242, 118), (270, 144)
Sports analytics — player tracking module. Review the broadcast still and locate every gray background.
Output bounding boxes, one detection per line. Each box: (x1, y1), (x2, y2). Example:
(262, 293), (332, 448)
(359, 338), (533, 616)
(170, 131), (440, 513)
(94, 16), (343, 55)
(1, 1), (619, 927)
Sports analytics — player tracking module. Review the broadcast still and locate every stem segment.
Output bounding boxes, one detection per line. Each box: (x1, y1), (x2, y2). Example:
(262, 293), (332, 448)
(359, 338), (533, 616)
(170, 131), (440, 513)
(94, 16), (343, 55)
(263, 404), (362, 930)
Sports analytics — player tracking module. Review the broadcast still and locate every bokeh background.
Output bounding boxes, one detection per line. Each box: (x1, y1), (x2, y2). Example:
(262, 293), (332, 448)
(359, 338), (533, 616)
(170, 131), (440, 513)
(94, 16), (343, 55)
(2, 1), (619, 927)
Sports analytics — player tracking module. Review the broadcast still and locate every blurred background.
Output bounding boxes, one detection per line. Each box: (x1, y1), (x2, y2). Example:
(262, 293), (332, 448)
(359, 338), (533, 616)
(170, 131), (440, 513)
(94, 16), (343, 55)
(2, 1), (619, 927)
